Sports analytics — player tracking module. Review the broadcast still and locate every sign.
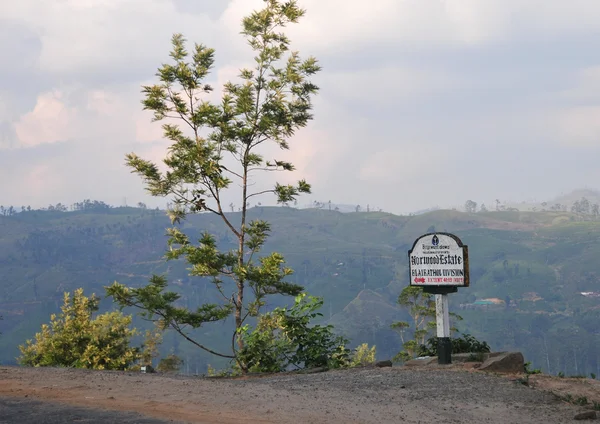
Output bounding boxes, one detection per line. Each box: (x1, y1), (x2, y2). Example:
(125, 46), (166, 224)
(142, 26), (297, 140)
(408, 232), (469, 287)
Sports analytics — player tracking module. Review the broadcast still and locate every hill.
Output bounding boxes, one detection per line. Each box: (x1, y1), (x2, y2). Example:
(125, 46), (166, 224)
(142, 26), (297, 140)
(0, 205), (599, 377)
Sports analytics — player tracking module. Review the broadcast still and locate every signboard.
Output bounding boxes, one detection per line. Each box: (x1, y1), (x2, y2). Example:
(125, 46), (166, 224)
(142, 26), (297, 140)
(408, 232), (469, 287)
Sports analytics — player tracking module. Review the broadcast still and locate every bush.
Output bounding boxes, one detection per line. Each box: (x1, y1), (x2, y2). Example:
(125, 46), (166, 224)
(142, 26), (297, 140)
(237, 294), (350, 372)
(418, 333), (490, 357)
(157, 354), (183, 373)
(351, 343), (376, 367)
(18, 288), (139, 370)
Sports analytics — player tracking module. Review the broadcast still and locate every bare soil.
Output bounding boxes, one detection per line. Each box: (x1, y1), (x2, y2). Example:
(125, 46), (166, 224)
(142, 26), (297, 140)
(0, 365), (597, 423)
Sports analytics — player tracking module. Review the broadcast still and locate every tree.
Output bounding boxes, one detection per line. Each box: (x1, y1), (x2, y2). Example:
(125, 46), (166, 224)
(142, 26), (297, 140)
(157, 353), (184, 373)
(106, 0), (324, 372)
(390, 286), (436, 361)
(464, 200), (477, 213)
(18, 288), (139, 370)
(139, 323), (163, 368)
(390, 286), (462, 361)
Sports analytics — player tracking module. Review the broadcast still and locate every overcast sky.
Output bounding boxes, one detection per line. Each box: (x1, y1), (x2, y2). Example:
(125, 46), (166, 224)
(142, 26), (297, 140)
(1, 0), (600, 214)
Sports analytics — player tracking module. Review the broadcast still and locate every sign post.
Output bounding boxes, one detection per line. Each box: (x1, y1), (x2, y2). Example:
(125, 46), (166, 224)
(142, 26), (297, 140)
(408, 233), (469, 365)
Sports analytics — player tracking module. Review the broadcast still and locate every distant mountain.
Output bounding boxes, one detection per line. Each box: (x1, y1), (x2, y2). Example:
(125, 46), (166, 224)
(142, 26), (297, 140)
(1, 205), (599, 377)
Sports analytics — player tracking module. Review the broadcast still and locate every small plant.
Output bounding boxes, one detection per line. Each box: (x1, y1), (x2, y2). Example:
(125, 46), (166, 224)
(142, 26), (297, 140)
(574, 396), (589, 406)
(524, 361), (542, 375)
(350, 343), (376, 367)
(591, 373), (596, 379)
(592, 401), (600, 411)
(206, 364), (240, 377)
(570, 374), (587, 379)
(156, 354), (183, 373)
(558, 371), (565, 378)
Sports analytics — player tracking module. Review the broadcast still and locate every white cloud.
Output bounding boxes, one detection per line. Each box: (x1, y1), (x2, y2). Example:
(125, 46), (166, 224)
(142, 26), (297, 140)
(3, 0), (600, 212)
(14, 90), (76, 147)
(0, 0), (220, 77)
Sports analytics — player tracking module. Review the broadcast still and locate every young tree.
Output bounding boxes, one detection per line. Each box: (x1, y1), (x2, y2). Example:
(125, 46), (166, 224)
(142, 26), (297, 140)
(139, 323), (163, 368)
(390, 286), (436, 360)
(106, 0), (323, 371)
(391, 286), (463, 361)
(18, 288), (139, 370)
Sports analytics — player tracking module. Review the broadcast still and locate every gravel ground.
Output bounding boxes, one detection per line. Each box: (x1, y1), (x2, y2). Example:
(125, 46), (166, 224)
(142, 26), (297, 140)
(0, 396), (175, 424)
(0, 366), (589, 423)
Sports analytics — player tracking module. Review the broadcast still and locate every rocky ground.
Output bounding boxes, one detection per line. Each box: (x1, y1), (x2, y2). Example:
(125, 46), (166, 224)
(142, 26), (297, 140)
(0, 365), (598, 423)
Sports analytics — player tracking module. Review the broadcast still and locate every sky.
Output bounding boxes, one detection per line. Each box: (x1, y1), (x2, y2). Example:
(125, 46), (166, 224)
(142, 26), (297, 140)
(2, 0), (600, 214)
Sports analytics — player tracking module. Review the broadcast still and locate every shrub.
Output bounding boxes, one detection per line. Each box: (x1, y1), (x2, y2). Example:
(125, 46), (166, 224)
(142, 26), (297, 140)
(418, 333), (490, 357)
(18, 289), (138, 370)
(351, 343), (376, 367)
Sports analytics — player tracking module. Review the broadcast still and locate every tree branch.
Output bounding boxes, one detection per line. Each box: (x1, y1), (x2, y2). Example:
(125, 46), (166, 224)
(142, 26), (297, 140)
(247, 189), (276, 199)
(165, 86), (195, 132)
(171, 321), (235, 358)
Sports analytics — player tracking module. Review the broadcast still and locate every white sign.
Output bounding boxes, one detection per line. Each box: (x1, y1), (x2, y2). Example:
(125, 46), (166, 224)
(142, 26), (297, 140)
(408, 233), (469, 287)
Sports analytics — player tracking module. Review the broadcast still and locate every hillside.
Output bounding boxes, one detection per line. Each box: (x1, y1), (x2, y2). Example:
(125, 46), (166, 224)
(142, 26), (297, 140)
(0, 205), (599, 376)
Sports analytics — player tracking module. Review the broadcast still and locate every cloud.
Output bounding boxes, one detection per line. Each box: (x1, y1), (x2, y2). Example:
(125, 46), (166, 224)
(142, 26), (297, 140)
(14, 90), (75, 147)
(2, 0), (600, 213)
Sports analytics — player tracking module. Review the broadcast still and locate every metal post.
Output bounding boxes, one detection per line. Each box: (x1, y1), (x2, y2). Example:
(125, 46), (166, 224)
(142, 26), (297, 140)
(436, 294), (452, 364)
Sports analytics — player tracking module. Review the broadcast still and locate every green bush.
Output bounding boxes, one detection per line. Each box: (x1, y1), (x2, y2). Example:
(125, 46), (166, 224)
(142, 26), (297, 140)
(18, 288), (139, 370)
(524, 361), (542, 375)
(237, 294), (350, 373)
(351, 343), (376, 367)
(418, 333), (490, 357)
(157, 354), (183, 373)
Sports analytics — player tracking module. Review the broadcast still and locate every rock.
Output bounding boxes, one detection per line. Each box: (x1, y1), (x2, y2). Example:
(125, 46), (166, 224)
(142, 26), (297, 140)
(375, 360), (392, 368)
(297, 366), (328, 374)
(478, 352), (524, 374)
(451, 352), (497, 363)
(574, 410), (597, 420)
(404, 357), (437, 367)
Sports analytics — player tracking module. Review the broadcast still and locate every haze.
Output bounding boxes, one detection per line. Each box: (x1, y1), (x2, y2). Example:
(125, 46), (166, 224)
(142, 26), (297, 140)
(1, 0), (600, 214)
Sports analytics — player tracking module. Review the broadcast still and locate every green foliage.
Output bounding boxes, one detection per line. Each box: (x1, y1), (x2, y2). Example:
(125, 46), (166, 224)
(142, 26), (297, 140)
(139, 323), (163, 367)
(418, 333), (491, 357)
(524, 361), (542, 375)
(558, 371), (565, 378)
(5, 203), (600, 375)
(350, 343), (376, 367)
(237, 294), (350, 372)
(591, 373), (596, 379)
(157, 353), (183, 373)
(390, 286), (463, 361)
(18, 288), (138, 370)
(107, 0), (322, 372)
(206, 363), (240, 377)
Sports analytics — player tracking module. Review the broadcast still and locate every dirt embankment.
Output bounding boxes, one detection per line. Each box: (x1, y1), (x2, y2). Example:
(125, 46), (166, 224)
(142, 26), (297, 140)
(0, 366), (597, 424)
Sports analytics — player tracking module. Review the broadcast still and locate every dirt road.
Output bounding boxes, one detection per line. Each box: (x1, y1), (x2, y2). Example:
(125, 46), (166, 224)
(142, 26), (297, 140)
(0, 366), (595, 423)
